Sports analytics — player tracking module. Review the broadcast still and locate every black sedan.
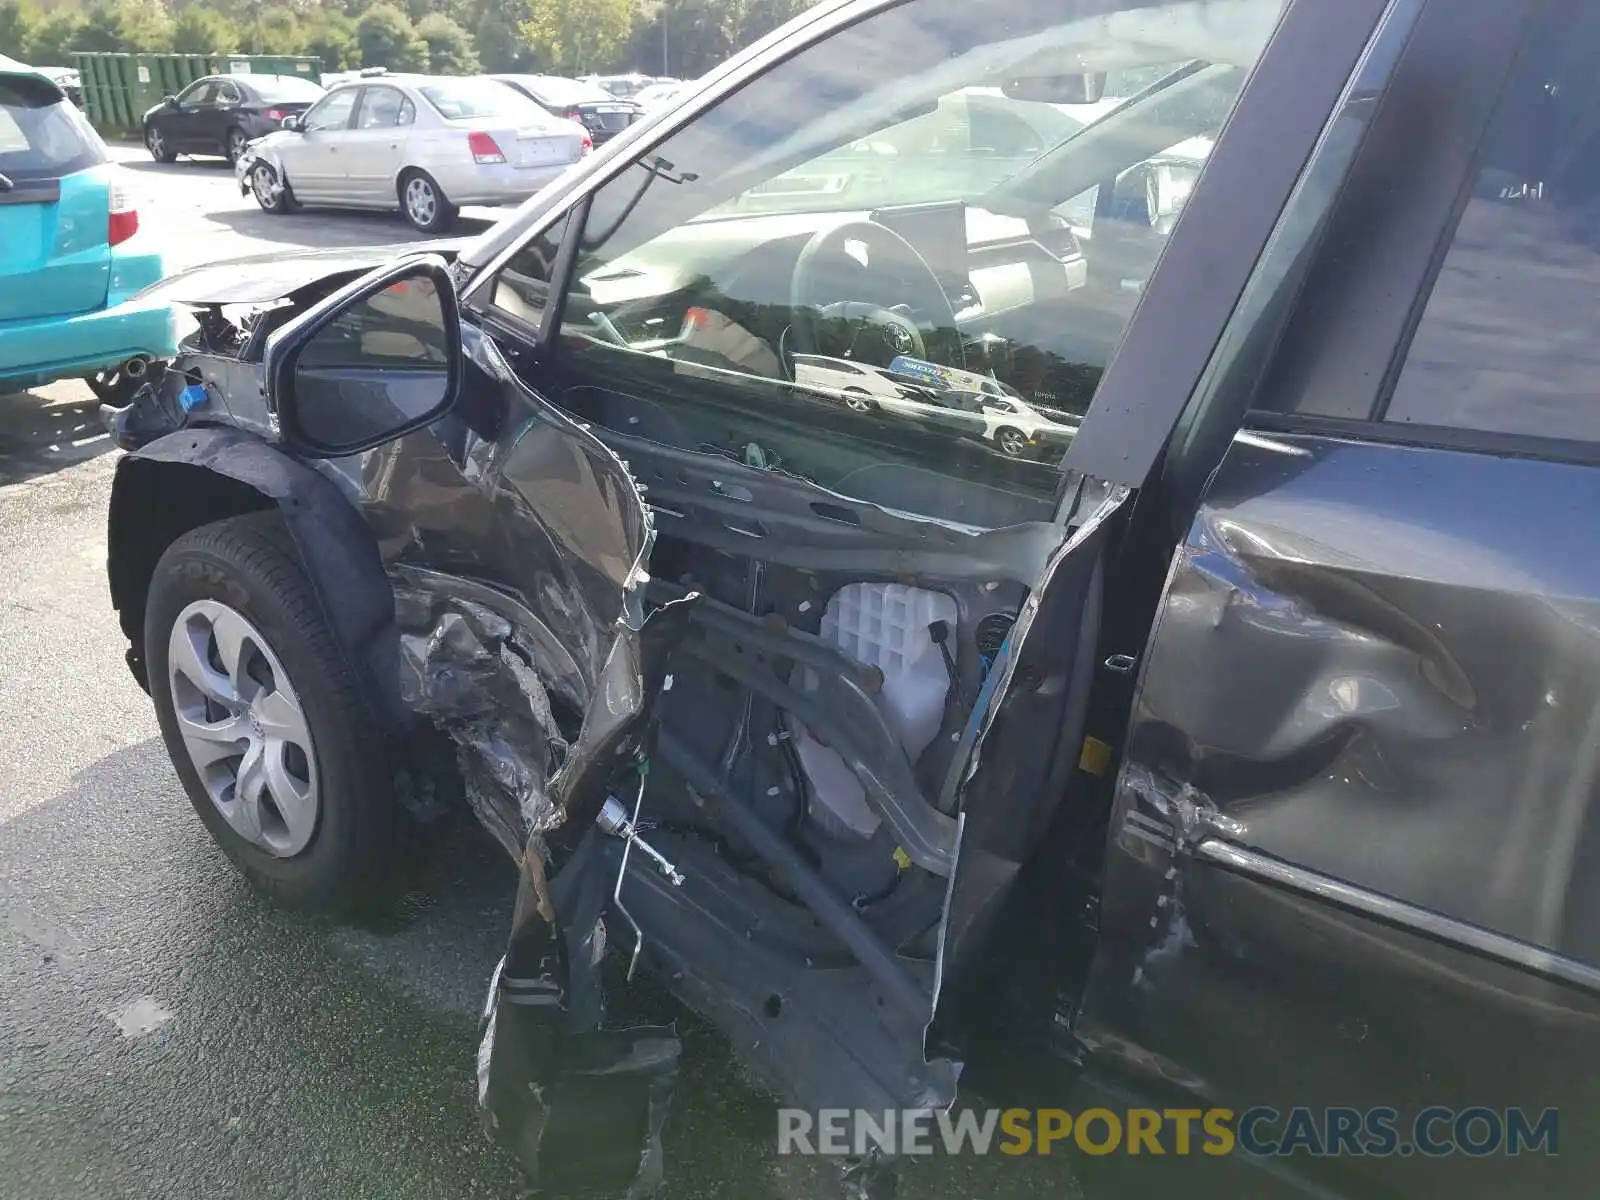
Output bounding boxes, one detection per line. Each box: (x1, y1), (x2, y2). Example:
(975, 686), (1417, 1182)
(143, 74), (325, 165)
(490, 74), (642, 145)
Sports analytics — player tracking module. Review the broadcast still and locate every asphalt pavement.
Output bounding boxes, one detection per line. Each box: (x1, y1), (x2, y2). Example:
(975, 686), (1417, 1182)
(0, 146), (1074, 1199)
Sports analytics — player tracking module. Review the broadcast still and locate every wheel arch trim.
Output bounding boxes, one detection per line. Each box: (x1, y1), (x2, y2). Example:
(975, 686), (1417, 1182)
(108, 426), (404, 732)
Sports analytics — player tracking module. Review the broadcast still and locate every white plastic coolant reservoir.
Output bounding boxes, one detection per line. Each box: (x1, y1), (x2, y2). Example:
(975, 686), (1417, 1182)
(791, 583), (959, 840)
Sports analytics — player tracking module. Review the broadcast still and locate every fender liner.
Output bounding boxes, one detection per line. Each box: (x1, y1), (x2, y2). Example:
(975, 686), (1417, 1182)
(108, 425), (405, 732)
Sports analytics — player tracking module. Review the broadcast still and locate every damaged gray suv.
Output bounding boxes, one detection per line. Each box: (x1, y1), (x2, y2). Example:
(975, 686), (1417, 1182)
(104, 0), (1600, 1195)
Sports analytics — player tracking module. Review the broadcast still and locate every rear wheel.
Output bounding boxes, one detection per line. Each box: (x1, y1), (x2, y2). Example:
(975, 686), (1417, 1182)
(225, 126), (248, 165)
(399, 169), (457, 233)
(145, 123), (176, 163)
(145, 513), (397, 912)
(995, 426), (1030, 458)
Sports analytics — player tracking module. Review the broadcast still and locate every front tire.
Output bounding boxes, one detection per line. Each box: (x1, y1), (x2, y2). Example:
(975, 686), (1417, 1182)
(842, 387), (874, 413)
(145, 122), (176, 163)
(249, 162), (295, 215)
(399, 169), (457, 233)
(145, 513), (396, 912)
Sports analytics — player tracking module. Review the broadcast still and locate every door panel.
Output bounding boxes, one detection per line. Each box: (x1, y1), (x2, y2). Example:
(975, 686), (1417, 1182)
(289, 89), (358, 200)
(344, 87), (409, 204)
(168, 81), (215, 149)
(1075, 429), (1600, 1197)
(199, 80), (241, 154)
(1071, 3), (1600, 1195)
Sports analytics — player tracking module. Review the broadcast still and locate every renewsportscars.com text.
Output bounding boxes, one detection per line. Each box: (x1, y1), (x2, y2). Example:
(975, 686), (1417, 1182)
(777, 1106), (1559, 1159)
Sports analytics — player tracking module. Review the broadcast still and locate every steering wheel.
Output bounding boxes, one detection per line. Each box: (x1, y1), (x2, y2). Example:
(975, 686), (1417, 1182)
(788, 220), (964, 373)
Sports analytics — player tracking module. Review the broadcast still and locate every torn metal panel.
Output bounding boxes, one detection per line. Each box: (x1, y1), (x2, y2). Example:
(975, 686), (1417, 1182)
(393, 582), (571, 856)
(479, 831), (680, 1198)
(478, 598), (698, 1193)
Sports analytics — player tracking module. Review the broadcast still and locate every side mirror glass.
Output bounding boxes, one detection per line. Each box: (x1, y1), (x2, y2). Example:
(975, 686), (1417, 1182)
(1001, 72), (1107, 105)
(266, 256), (461, 458)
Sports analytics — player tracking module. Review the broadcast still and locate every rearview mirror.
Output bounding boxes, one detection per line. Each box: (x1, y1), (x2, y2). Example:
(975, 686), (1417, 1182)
(1001, 72), (1107, 105)
(265, 256), (461, 458)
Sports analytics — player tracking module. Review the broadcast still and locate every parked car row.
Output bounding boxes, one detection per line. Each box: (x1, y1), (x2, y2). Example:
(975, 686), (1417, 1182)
(138, 67), (662, 232)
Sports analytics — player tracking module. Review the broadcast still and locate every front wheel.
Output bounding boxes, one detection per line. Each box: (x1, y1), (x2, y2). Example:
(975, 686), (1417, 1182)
(250, 163), (295, 215)
(145, 123), (176, 163)
(145, 513), (397, 912)
(842, 387), (874, 413)
(399, 170), (457, 233)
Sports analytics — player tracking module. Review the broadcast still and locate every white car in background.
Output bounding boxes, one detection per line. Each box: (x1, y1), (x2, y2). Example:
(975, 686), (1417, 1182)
(235, 73), (587, 232)
(634, 80), (691, 111)
(794, 353), (1074, 457)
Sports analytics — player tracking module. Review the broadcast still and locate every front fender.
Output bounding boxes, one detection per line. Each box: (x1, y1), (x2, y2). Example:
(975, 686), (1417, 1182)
(108, 425), (404, 732)
(235, 140), (284, 194)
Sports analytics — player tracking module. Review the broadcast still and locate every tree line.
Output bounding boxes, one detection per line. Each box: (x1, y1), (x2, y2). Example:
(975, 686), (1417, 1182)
(0, 0), (819, 78)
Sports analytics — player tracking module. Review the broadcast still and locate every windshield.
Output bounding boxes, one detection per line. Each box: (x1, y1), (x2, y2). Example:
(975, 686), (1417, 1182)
(0, 75), (105, 181)
(253, 75), (325, 103)
(593, 76), (651, 98)
(421, 78), (545, 121)
(718, 63), (1192, 217)
(520, 76), (614, 106)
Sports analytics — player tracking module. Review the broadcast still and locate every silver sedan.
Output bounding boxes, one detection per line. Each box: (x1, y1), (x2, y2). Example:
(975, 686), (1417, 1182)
(235, 73), (587, 233)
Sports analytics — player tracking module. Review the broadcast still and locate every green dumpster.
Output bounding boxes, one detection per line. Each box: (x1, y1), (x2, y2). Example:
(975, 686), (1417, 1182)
(73, 52), (322, 138)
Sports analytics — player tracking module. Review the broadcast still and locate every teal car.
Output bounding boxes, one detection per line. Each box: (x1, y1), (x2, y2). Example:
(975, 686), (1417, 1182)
(0, 57), (174, 399)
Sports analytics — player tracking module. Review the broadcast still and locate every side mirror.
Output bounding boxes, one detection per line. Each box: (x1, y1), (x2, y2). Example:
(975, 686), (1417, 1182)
(1001, 72), (1107, 105)
(162, 94), (178, 108)
(280, 113), (304, 132)
(264, 255), (461, 458)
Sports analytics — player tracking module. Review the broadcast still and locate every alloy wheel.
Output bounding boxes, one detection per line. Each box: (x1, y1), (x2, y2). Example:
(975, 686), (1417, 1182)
(251, 164), (280, 209)
(404, 176), (437, 227)
(227, 129), (247, 163)
(146, 127), (165, 159)
(167, 599), (320, 858)
(998, 428), (1028, 457)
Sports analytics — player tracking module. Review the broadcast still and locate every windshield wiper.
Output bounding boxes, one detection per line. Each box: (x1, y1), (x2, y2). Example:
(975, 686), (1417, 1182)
(0, 172), (13, 193)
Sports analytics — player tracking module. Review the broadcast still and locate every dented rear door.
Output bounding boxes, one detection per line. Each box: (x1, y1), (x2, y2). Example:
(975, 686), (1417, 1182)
(1072, 2), (1600, 1196)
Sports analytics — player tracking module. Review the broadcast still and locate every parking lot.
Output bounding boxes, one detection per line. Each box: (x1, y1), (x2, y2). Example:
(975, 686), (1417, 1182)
(0, 147), (1070, 1200)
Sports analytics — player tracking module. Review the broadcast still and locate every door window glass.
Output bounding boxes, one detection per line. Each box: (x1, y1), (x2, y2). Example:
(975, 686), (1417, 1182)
(0, 77), (104, 181)
(215, 81), (241, 106)
(1382, 1), (1600, 443)
(304, 89), (357, 132)
(180, 81), (217, 108)
(397, 96), (415, 126)
(489, 212), (571, 329)
(356, 87), (405, 129)
(498, 0), (1286, 521)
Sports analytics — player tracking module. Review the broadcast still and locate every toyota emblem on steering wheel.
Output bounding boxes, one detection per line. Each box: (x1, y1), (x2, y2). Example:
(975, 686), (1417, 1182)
(881, 322), (915, 354)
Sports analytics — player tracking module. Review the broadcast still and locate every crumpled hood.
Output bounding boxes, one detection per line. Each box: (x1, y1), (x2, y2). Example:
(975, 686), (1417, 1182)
(133, 241), (467, 308)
